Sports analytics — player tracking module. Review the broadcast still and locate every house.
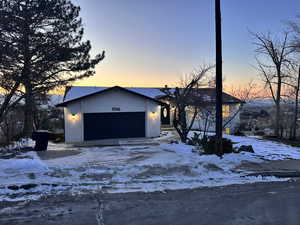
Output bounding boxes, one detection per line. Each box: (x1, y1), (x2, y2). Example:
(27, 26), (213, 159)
(57, 86), (243, 143)
(179, 88), (243, 133)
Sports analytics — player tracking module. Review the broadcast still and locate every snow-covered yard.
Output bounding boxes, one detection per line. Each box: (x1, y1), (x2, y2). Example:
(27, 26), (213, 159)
(1, 132), (300, 201)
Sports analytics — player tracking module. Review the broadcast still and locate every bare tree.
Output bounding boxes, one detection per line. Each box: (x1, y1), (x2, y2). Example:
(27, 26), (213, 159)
(0, 105), (23, 144)
(161, 66), (213, 143)
(285, 66), (300, 140)
(192, 81), (258, 136)
(0, 54), (25, 124)
(196, 106), (215, 137)
(289, 17), (300, 139)
(253, 32), (294, 137)
(224, 80), (261, 129)
(289, 15), (300, 51)
(0, 88), (24, 125)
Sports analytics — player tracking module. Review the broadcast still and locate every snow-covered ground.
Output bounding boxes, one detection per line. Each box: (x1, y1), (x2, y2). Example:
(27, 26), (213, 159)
(0, 132), (300, 201)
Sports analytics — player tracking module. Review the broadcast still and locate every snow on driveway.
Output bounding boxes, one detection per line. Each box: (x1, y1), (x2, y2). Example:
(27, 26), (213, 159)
(0, 133), (300, 201)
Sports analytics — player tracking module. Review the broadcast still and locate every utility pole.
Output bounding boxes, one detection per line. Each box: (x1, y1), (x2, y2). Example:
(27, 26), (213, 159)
(215, 0), (223, 156)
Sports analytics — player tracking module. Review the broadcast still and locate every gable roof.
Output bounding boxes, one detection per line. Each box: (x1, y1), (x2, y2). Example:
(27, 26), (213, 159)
(63, 86), (165, 102)
(56, 86), (166, 107)
(56, 86), (243, 107)
(190, 88), (244, 104)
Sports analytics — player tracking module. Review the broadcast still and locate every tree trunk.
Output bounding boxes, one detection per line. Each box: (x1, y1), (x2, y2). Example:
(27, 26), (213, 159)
(23, 84), (35, 137)
(22, 9), (34, 138)
(215, 0), (223, 156)
(275, 102), (280, 137)
(292, 66), (300, 140)
(274, 68), (282, 138)
(203, 114), (208, 137)
(180, 107), (188, 143)
(173, 108), (185, 142)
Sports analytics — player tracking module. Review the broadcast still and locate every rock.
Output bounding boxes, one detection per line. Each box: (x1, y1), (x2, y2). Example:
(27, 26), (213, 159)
(20, 183), (38, 190)
(233, 147), (240, 154)
(27, 173), (36, 179)
(233, 130), (245, 136)
(191, 148), (198, 153)
(246, 171), (300, 178)
(203, 163), (224, 172)
(0, 146), (33, 160)
(0, 153), (17, 159)
(239, 145), (254, 153)
(19, 147), (34, 152)
(8, 185), (19, 191)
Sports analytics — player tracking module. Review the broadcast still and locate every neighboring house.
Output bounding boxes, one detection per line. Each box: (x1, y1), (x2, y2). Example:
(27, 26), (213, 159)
(57, 86), (243, 143)
(157, 88), (243, 133)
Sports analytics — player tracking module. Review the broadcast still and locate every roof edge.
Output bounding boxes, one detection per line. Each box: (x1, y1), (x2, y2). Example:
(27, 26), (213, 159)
(56, 86), (166, 107)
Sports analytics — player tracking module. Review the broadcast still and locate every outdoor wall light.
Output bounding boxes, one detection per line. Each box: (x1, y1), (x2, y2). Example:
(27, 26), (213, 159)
(70, 112), (78, 121)
(149, 111), (157, 119)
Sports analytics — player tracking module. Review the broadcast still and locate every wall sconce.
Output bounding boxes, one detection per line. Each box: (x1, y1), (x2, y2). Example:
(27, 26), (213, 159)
(70, 112), (77, 120)
(149, 111), (157, 119)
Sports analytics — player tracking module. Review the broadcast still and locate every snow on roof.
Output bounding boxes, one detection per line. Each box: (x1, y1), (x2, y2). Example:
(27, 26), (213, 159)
(64, 86), (106, 102)
(61, 86), (243, 105)
(126, 87), (165, 99)
(63, 86), (165, 102)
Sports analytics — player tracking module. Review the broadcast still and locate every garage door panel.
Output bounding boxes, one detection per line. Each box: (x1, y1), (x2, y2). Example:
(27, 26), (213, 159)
(84, 112), (145, 140)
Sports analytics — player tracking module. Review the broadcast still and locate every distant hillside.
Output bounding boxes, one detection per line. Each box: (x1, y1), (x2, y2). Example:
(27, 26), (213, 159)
(244, 98), (274, 109)
(242, 98), (299, 112)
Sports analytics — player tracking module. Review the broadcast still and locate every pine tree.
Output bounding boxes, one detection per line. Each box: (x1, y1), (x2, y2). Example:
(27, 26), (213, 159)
(0, 0), (105, 136)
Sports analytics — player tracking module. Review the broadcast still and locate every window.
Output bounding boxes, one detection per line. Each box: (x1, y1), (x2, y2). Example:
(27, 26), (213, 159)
(222, 105), (230, 118)
(224, 128), (230, 135)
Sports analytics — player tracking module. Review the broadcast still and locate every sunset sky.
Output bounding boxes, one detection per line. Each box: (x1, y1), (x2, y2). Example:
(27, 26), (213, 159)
(72, 0), (300, 89)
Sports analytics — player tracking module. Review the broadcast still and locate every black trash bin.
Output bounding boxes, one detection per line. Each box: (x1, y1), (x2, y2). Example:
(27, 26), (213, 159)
(32, 130), (50, 151)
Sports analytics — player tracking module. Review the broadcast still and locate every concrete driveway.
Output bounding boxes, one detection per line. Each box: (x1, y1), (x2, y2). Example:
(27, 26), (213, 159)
(73, 138), (160, 147)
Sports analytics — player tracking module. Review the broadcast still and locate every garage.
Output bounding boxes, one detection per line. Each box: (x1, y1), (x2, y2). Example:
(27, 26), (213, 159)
(57, 86), (162, 143)
(83, 112), (146, 140)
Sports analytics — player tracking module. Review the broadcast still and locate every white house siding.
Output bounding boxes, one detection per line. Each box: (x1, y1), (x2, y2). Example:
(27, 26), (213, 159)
(188, 104), (241, 133)
(224, 104), (241, 133)
(146, 100), (161, 137)
(64, 89), (161, 143)
(64, 101), (83, 143)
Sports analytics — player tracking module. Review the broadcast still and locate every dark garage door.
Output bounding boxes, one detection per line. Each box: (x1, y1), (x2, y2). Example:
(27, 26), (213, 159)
(83, 112), (146, 141)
